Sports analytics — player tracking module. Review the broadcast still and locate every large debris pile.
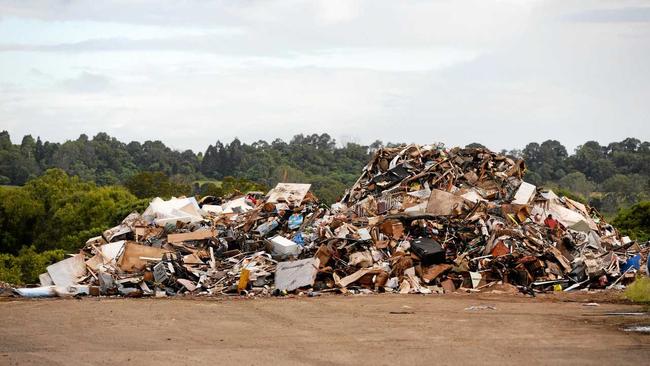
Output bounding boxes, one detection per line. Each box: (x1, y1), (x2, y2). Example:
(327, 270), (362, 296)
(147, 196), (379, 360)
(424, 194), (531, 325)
(15, 145), (649, 298)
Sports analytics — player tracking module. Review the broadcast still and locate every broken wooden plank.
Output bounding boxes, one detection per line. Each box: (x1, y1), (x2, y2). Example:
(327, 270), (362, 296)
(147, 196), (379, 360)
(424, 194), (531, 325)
(167, 230), (214, 243)
(117, 242), (170, 272)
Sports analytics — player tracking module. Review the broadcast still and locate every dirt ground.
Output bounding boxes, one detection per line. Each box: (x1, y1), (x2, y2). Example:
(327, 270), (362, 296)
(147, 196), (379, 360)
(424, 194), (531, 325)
(0, 292), (649, 365)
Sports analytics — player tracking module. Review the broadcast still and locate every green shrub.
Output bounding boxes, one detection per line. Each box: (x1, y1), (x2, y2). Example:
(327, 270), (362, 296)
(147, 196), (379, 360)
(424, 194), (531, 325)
(0, 253), (22, 284)
(624, 277), (650, 303)
(613, 201), (650, 242)
(0, 246), (65, 285)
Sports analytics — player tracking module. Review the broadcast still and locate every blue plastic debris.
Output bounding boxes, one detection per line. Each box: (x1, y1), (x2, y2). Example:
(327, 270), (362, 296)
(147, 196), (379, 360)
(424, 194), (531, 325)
(621, 254), (641, 273)
(292, 232), (305, 246)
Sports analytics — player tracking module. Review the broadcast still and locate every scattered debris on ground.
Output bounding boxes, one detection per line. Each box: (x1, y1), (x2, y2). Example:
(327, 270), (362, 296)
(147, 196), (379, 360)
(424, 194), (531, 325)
(13, 144), (649, 298)
(622, 325), (650, 333)
(465, 305), (497, 311)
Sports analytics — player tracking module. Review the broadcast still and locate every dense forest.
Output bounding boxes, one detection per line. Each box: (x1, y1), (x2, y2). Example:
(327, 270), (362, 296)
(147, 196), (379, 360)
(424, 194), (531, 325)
(0, 131), (370, 203)
(1, 130), (648, 283)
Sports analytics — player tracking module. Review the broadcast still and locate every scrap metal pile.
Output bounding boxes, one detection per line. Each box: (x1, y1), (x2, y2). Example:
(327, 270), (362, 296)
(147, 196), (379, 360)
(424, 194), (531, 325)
(15, 144), (649, 298)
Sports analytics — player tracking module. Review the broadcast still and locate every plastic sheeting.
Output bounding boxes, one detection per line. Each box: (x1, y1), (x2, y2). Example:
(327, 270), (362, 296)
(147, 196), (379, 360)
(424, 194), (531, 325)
(142, 197), (204, 226)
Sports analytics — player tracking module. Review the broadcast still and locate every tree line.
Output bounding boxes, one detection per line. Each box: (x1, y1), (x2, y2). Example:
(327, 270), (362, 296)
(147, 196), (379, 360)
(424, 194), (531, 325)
(0, 131), (371, 203)
(1, 131), (648, 211)
(520, 139), (648, 213)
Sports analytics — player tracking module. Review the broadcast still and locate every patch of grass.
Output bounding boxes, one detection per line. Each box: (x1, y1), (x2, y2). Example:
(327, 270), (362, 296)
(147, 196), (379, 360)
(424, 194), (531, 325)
(624, 277), (650, 303)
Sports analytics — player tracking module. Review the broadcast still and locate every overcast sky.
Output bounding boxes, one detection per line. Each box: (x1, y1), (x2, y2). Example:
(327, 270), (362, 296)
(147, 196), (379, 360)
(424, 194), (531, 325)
(0, 0), (649, 153)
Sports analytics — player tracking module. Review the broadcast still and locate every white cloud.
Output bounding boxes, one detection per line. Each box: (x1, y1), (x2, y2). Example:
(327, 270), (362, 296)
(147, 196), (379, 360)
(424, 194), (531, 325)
(0, 0), (648, 153)
(315, 0), (361, 24)
(61, 72), (111, 93)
